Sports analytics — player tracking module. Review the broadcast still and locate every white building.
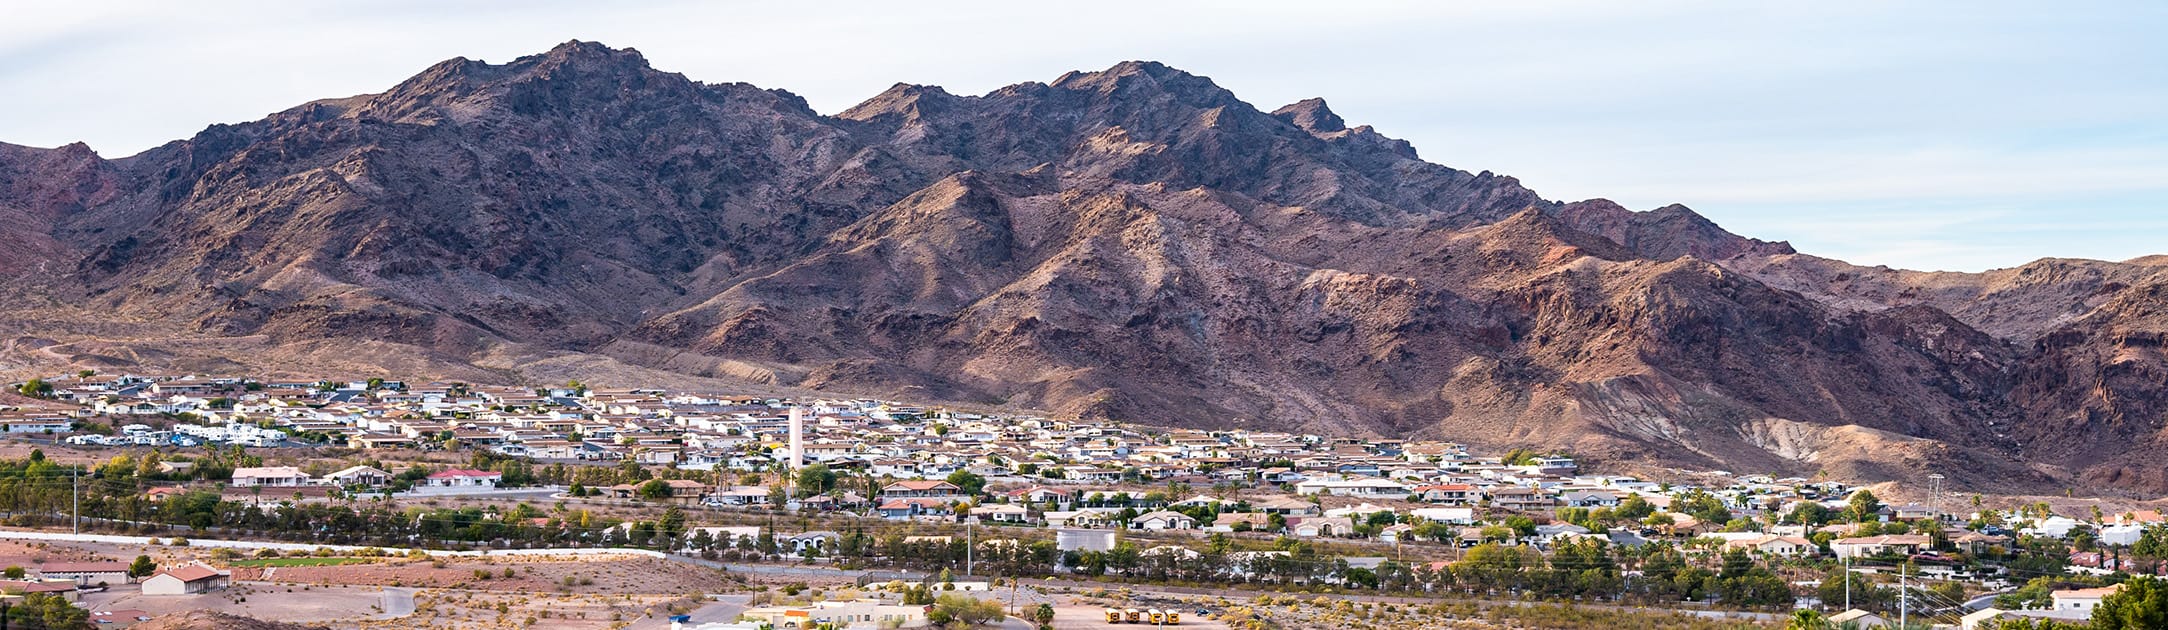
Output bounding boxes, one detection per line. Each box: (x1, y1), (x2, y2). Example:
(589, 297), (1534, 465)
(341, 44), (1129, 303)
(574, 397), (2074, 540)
(2051, 585), (2122, 612)
(1056, 528), (1117, 552)
(1293, 477), (1411, 500)
(229, 466), (312, 487)
(141, 565), (229, 595)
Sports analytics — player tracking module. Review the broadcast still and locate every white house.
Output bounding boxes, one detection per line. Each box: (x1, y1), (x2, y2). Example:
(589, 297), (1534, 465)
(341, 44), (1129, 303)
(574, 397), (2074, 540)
(1829, 534), (1929, 560)
(229, 466), (312, 488)
(1293, 478), (1411, 500)
(322, 465), (392, 488)
(422, 469), (502, 488)
(1409, 507), (1478, 525)
(1129, 510), (1198, 530)
(2051, 585), (2122, 612)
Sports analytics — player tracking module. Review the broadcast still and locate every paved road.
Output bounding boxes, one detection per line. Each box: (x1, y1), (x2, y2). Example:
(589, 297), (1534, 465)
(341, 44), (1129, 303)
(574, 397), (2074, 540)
(378, 587), (416, 619)
(0, 528), (664, 558)
(1967, 590), (2015, 611)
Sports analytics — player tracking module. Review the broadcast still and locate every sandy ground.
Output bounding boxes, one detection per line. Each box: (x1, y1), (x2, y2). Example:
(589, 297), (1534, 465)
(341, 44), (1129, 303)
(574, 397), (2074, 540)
(233, 554), (732, 594)
(21, 535), (746, 629)
(83, 582), (389, 625)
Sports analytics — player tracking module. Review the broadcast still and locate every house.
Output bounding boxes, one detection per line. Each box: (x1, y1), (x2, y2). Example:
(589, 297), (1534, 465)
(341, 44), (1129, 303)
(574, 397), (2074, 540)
(0, 579), (80, 602)
(2051, 585), (2123, 612)
(738, 599), (927, 629)
(321, 465), (392, 488)
(1558, 490), (1620, 508)
(422, 469), (502, 488)
(1891, 504), (1940, 521)
(1827, 609), (1891, 628)
(1129, 510), (1198, 530)
(1488, 486), (1553, 511)
(1292, 516), (1355, 538)
(1055, 528), (1118, 552)
(1292, 478), (1411, 500)
(874, 497), (953, 519)
(348, 433), (418, 449)
(1724, 534), (1817, 556)
(1252, 496), (1321, 517)
(1952, 531), (2012, 555)
(709, 485), (771, 506)
(141, 564), (230, 595)
(229, 466), (312, 488)
(1409, 507), (1478, 525)
(1043, 510), (1119, 529)
(37, 560), (132, 586)
(970, 504), (1033, 524)
(1830, 534), (1931, 560)
(1005, 486), (1076, 506)
(879, 480), (960, 499)
(1210, 512), (1270, 532)
(1412, 484), (1477, 504)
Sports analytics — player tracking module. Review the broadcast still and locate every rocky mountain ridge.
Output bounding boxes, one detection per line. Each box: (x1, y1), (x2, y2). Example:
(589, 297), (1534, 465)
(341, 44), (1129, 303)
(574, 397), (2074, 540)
(1, 41), (2162, 492)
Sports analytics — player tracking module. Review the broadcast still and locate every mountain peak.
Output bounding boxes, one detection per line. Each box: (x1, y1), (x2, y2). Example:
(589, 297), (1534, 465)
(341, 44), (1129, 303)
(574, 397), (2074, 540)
(1271, 98), (1346, 133)
(536, 39), (648, 66)
(1050, 60), (1221, 97)
(837, 83), (959, 122)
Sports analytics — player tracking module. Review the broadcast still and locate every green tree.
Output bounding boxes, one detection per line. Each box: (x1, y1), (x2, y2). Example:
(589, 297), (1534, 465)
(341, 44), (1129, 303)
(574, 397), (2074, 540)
(2090, 576), (2166, 630)
(1786, 608), (1832, 630)
(6, 593), (88, 629)
(636, 478), (671, 500)
(15, 379), (51, 398)
(946, 470), (987, 497)
(796, 463), (837, 496)
(1033, 602), (1056, 629)
(924, 593), (1004, 627)
(1787, 501), (1833, 526)
(127, 555), (157, 578)
(1848, 490), (1884, 522)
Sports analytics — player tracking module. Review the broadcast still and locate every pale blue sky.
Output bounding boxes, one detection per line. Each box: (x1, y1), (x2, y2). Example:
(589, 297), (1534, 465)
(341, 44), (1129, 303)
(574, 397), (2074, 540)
(3, 1), (2162, 271)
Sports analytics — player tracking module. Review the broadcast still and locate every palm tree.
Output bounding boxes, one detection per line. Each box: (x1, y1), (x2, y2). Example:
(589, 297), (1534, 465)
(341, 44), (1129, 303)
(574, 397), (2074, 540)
(1787, 608), (1832, 630)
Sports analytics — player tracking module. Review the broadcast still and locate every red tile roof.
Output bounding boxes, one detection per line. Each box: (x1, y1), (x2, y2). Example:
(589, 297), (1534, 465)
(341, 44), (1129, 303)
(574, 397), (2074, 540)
(155, 565), (224, 583)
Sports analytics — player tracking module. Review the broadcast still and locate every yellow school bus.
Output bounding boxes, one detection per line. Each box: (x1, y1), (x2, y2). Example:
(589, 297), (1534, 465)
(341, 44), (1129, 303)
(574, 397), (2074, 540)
(1148, 609), (1166, 624)
(1106, 608), (1124, 623)
(1166, 610), (1181, 624)
(1125, 609), (1143, 623)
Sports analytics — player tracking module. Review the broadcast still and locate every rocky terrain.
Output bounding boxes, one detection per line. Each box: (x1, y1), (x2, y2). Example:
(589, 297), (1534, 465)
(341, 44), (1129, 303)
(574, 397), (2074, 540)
(1, 41), (2162, 492)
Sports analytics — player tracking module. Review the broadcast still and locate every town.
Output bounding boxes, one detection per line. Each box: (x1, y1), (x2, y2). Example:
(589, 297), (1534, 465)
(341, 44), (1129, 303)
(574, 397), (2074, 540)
(1, 372), (2164, 630)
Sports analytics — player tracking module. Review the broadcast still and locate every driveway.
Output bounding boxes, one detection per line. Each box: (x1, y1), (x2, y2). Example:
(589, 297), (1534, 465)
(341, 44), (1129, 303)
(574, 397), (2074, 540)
(624, 594), (750, 629)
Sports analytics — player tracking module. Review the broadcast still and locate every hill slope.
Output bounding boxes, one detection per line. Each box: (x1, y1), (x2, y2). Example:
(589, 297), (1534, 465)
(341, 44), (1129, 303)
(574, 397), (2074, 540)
(0, 41), (2159, 491)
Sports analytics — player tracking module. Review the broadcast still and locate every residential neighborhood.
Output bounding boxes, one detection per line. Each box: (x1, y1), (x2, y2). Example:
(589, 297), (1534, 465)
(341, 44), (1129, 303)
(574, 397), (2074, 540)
(3, 371), (2167, 629)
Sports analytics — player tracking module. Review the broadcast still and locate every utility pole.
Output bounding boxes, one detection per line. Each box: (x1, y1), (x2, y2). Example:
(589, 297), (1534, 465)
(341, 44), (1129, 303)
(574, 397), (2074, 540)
(1899, 562), (1909, 630)
(71, 467), (79, 535)
(966, 521), (975, 578)
(1843, 554), (1851, 611)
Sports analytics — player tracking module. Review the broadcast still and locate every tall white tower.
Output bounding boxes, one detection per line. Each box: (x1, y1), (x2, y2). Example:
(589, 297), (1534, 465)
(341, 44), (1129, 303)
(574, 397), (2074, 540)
(788, 406), (805, 469)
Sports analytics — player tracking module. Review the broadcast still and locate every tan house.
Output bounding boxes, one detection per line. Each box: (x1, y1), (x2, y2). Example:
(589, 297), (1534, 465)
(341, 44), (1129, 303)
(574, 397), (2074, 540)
(141, 564), (229, 595)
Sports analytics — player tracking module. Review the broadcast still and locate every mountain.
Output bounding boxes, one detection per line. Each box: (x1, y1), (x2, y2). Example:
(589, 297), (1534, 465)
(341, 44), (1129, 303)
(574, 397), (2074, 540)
(1, 41), (2161, 492)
